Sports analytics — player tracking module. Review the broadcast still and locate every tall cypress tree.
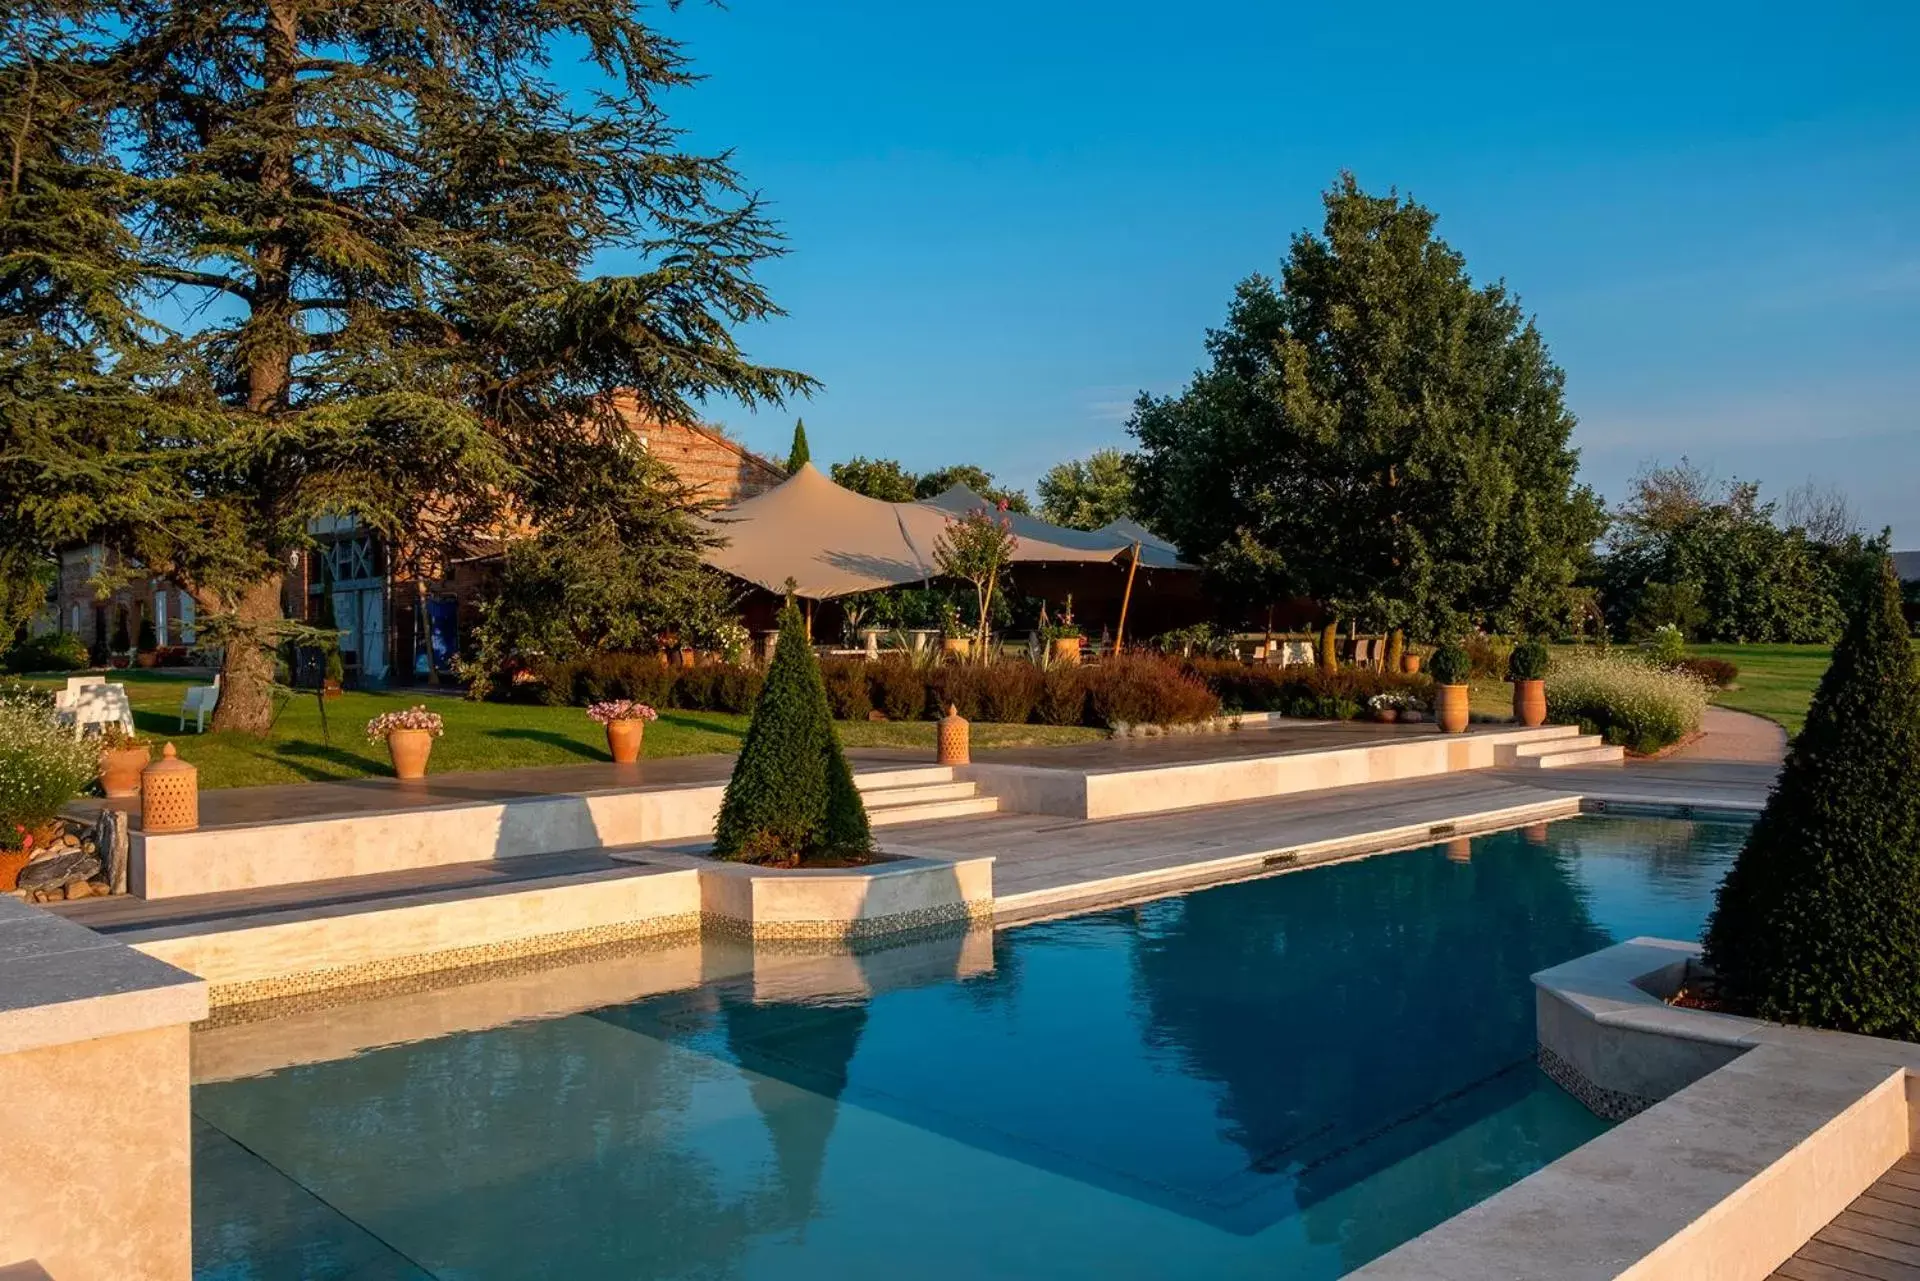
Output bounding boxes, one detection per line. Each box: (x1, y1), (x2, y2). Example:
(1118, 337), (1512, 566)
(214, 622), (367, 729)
(0, 0), (811, 731)
(786, 420), (812, 474)
(1703, 555), (1920, 1037)
(714, 601), (870, 865)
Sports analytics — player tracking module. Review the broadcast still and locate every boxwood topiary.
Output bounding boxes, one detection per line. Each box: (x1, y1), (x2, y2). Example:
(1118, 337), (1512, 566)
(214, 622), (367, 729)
(1427, 643), (1471, 687)
(712, 601), (872, 866)
(1702, 555), (1920, 1038)
(1506, 640), (1551, 682)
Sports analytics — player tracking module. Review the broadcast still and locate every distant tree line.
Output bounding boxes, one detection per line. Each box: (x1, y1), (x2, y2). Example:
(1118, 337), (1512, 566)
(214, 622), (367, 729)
(1591, 461), (1876, 645)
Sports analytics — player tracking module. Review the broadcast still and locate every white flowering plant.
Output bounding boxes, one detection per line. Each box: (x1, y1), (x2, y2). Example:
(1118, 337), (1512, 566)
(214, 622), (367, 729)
(586, 700), (658, 725)
(1546, 653), (1707, 754)
(711, 621), (751, 664)
(0, 701), (102, 850)
(1368, 691), (1418, 711)
(364, 705), (445, 742)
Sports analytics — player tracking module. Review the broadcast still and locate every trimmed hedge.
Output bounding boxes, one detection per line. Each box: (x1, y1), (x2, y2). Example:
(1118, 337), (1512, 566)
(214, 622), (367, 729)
(1182, 659), (1432, 720)
(3, 632), (89, 674)
(1704, 558), (1920, 1038)
(1544, 653), (1708, 754)
(532, 649), (1514, 730)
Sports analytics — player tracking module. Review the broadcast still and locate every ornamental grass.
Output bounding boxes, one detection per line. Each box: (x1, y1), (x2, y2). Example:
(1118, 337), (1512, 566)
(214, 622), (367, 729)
(1544, 652), (1708, 754)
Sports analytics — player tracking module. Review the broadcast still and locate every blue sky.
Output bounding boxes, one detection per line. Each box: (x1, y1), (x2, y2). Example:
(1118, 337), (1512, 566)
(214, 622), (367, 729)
(643, 0), (1918, 542)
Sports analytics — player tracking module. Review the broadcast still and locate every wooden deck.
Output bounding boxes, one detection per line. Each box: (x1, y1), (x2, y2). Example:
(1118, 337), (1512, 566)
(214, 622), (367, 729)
(1772, 1155), (1920, 1280)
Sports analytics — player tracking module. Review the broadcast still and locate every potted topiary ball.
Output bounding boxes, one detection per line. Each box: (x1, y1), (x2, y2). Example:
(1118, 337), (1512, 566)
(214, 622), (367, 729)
(1506, 640), (1552, 727)
(1428, 642), (1472, 734)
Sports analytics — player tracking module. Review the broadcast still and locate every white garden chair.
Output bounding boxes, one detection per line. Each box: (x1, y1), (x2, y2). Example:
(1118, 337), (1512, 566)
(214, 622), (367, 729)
(180, 675), (221, 732)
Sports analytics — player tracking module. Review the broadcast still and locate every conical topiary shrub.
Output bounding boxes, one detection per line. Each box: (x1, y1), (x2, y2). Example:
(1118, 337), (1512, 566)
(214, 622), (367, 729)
(713, 601), (872, 865)
(1702, 554), (1920, 1038)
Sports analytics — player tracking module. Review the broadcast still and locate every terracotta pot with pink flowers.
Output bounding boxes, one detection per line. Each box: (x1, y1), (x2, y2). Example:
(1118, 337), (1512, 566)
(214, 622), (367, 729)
(366, 705), (445, 779)
(588, 700), (658, 764)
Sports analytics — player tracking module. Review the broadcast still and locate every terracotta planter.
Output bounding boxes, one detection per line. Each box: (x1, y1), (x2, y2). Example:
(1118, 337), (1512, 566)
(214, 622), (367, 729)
(677, 648), (696, 669)
(386, 728), (433, 780)
(322, 678), (343, 699)
(135, 651), (159, 669)
(100, 744), (152, 798)
(1371, 707), (1399, 724)
(942, 637), (972, 658)
(605, 719), (645, 764)
(0, 848), (32, 892)
(1049, 636), (1083, 665)
(1512, 678), (1547, 728)
(1436, 684), (1470, 734)
(1400, 654), (1422, 675)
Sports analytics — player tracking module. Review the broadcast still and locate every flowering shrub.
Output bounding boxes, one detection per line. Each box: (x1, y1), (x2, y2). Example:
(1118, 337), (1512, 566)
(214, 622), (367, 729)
(1647, 623), (1688, 667)
(1368, 691), (1418, 711)
(0, 701), (102, 850)
(1546, 653), (1708, 754)
(711, 621), (751, 664)
(365, 705), (445, 742)
(586, 700), (658, 725)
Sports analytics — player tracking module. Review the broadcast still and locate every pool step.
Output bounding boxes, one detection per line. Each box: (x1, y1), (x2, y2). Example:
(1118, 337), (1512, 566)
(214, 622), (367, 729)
(861, 776), (1002, 825)
(1509, 735), (1625, 769)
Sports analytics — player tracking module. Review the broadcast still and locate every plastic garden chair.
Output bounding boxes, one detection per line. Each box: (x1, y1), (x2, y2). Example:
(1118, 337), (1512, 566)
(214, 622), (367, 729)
(180, 675), (221, 732)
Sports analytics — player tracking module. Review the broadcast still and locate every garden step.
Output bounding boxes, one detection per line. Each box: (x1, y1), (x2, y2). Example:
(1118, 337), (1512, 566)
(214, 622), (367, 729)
(1510, 734), (1608, 759)
(853, 766), (956, 791)
(868, 796), (1003, 826)
(861, 781), (984, 809)
(1518, 744), (1626, 769)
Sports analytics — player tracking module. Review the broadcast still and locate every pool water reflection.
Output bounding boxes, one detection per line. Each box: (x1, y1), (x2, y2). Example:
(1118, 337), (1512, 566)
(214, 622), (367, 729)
(192, 814), (1748, 1280)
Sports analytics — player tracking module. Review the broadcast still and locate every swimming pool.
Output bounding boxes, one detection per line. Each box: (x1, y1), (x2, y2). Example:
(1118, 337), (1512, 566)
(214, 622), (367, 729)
(191, 813), (1748, 1280)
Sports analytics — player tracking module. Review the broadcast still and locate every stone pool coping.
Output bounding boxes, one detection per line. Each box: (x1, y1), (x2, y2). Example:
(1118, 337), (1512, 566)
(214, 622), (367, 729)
(1353, 937), (1920, 1281)
(0, 896), (205, 1281)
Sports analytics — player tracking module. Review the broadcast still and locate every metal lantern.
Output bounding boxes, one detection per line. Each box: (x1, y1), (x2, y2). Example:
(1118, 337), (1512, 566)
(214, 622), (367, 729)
(936, 703), (970, 766)
(141, 742), (199, 833)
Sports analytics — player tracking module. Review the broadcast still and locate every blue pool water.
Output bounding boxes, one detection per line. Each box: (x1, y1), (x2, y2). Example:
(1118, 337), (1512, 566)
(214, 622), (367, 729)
(191, 814), (1748, 1280)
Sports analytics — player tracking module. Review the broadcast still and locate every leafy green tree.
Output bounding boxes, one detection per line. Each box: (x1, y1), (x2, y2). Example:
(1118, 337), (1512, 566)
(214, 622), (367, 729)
(0, 0), (809, 732)
(1131, 175), (1604, 642)
(0, 554), (54, 648)
(466, 443), (733, 697)
(933, 506), (1020, 657)
(713, 602), (871, 865)
(1703, 556), (1920, 1038)
(1037, 449), (1137, 530)
(916, 465), (1031, 513)
(1596, 463), (1849, 643)
(830, 457), (919, 503)
(786, 420), (812, 474)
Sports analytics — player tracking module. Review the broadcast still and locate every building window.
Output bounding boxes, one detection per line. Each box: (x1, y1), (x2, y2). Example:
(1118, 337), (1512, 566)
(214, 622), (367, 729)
(69, 604), (80, 634)
(154, 589), (169, 647)
(179, 592), (196, 644)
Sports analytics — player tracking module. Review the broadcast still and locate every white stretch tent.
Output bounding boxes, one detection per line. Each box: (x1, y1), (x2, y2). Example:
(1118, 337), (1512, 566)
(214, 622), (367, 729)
(701, 465), (1189, 598)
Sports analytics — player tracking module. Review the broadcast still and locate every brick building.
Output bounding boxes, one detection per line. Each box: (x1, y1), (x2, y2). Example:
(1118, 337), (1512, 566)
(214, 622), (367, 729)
(52, 405), (783, 684)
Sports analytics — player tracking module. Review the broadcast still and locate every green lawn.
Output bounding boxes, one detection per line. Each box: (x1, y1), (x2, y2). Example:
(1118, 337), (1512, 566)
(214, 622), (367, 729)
(1690, 643), (1835, 739)
(1470, 643), (1838, 736)
(19, 671), (1101, 790)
